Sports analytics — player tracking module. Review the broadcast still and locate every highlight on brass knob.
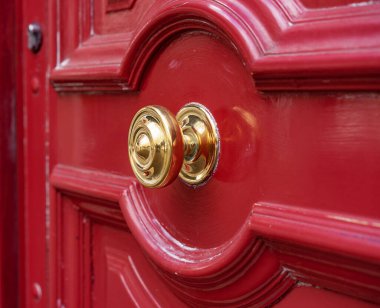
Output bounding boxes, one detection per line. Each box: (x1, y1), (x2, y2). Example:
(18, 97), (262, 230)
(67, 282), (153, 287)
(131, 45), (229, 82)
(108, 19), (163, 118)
(128, 103), (220, 188)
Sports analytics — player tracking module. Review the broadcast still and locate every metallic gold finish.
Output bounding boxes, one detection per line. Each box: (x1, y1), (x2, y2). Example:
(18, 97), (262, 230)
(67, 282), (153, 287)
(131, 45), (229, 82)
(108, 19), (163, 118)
(128, 103), (219, 188)
(177, 103), (220, 185)
(128, 106), (184, 188)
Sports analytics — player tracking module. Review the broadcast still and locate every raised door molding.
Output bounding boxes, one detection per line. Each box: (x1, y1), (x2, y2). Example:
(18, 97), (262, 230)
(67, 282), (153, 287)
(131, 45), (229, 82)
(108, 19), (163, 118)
(51, 165), (380, 306)
(50, 0), (380, 92)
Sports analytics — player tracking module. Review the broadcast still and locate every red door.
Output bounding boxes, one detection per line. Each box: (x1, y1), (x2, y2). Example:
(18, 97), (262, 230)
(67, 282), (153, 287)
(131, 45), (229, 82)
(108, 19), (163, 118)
(0, 1), (18, 307)
(19, 0), (380, 307)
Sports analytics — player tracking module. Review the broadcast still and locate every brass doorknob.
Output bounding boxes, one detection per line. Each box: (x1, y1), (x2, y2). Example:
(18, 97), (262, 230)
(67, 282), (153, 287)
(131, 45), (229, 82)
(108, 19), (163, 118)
(128, 103), (220, 188)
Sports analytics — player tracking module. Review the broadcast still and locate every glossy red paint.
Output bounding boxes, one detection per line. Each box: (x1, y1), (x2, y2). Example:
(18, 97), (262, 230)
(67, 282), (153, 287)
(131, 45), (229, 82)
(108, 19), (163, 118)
(51, 0), (380, 91)
(18, 0), (380, 307)
(19, 0), (50, 304)
(0, 0), (18, 305)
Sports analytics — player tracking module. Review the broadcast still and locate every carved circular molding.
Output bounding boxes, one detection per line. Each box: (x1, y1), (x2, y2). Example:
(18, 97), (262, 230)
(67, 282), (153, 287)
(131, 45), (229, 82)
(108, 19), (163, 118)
(119, 15), (295, 305)
(49, 0), (380, 304)
(119, 183), (294, 306)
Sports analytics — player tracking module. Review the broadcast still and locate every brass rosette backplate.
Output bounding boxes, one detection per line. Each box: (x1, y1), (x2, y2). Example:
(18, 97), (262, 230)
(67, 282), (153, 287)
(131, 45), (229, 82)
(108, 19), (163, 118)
(128, 103), (219, 188)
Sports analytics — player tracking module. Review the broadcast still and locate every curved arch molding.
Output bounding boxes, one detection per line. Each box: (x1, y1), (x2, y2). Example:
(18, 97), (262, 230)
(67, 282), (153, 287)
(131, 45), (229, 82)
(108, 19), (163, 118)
(50, 0), (380, 92)
(51, 165), (380, 306)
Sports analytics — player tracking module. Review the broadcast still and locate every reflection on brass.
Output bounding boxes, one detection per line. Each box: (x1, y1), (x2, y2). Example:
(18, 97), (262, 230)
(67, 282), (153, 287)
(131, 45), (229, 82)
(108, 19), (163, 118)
(177, 103), (220, 186)
(128, 103), (219, 188)
(128, 106), (184, 188)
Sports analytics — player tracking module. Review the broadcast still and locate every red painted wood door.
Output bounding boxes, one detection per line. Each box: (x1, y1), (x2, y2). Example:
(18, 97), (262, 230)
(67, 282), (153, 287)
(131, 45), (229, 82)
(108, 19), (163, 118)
(0, 1), (18, 307)
(20, 0), (380, 307)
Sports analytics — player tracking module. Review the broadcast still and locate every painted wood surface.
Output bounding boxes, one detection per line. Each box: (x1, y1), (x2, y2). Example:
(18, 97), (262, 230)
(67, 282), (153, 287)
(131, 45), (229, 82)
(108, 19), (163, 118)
(0, 0), (18, 306)
(18, 0), (380, 307)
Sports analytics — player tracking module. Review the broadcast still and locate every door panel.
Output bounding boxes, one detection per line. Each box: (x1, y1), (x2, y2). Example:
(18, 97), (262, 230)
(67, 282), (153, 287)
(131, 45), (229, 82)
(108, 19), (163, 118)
(20, 0), (380, 307)
(92, 224), (185, 307)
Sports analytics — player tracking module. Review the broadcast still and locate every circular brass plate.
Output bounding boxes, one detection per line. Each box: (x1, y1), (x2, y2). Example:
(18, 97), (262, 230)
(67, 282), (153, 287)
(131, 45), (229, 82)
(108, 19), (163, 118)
(128, 106), (183, 188)
(176, 103), (220, 186)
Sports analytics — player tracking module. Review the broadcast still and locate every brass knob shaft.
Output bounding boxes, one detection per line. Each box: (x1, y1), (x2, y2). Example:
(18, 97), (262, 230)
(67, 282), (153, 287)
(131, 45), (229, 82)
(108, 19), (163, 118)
(128, 103), (219, 188)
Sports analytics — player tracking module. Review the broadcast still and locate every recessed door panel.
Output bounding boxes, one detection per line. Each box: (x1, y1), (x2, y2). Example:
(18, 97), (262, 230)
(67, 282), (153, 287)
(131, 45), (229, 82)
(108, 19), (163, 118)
(19, 0), (380, 307)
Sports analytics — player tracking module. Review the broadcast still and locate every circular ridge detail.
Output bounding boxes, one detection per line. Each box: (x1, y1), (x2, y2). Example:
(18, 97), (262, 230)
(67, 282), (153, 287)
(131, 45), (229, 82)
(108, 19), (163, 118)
(177, 103), (220, 186)
(128, 103), (220, 187)
(128, 106), (184, 188)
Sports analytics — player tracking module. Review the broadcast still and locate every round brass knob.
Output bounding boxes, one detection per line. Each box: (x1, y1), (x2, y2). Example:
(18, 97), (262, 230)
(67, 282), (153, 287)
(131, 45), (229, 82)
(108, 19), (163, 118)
(128, 103), (220, 188)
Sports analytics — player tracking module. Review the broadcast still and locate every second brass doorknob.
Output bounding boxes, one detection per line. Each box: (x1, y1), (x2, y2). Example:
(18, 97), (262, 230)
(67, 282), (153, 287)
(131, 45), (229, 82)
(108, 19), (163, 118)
(128, 103), (220, 188)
